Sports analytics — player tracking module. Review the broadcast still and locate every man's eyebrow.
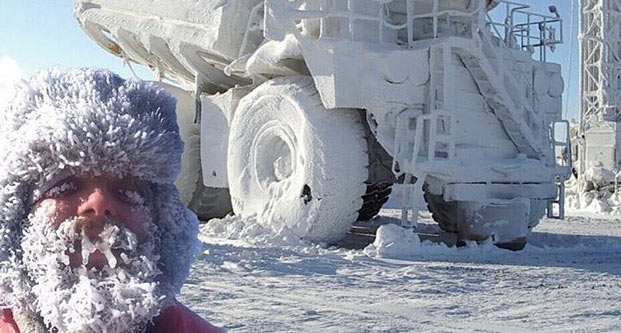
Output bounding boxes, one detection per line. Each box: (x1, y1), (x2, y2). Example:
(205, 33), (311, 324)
(118, 179), (151, 194)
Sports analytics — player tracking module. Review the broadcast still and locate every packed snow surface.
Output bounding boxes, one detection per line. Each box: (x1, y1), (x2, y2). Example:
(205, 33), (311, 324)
(180, 194), (621, 332)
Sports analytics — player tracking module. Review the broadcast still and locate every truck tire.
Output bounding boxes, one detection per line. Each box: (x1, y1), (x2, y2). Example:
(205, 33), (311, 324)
(422, 187), (460, 233)
(228, 76), (368, 243)
(357, 182), (392, 221)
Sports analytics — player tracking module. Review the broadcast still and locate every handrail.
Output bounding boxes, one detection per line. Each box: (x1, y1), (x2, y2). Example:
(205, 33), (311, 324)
(485, 0), (562, 61)
(239, 2), (265, 58)
(272, 0), (482, 45)
(486, 13), (504, 39)
(269, 0), (560, 58)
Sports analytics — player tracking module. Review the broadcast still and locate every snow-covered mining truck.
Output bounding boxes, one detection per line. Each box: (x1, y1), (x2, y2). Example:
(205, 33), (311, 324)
(75, 0), (571, 250)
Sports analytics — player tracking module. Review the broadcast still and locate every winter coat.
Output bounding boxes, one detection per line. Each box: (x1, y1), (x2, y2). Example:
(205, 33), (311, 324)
(0, 301), (225, 333)
(149, 301), (225, 333)
(0, 310), (17, 333)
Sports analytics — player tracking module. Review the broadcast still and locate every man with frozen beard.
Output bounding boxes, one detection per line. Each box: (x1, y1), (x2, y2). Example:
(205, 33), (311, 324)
(0, 68), (224, 332)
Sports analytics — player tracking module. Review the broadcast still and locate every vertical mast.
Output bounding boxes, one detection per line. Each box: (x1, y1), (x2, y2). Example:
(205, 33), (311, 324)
(580, 0), (621, 126)
(579, 0), (621, 176)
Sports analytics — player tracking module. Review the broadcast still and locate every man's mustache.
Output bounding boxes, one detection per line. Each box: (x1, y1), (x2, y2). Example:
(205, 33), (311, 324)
(66, 218), (139, 268)
(73, 217), (120, 241)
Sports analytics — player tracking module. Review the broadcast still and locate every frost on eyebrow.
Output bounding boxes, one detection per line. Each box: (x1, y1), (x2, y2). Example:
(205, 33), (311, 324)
(121, 189), (146, 206)
(44, 181), (77, 198)
(36, 200), (59, 216)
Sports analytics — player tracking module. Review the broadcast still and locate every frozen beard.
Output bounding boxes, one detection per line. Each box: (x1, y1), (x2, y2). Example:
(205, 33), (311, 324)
(20, 203), (165, 333)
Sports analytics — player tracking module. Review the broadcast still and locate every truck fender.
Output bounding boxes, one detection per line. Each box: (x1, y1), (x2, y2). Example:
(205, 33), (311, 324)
(200, 87), (253, 188)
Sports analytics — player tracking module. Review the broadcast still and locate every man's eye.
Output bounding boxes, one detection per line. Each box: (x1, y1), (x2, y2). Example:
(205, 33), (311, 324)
(44, 181), (78, 199)
(117, 189), (145, 206)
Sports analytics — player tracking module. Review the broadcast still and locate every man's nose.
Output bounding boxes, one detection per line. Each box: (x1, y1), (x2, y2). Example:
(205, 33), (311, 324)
(77, 188), (117, 221)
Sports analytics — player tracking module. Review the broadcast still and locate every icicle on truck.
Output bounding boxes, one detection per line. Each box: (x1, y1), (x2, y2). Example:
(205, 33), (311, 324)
(75, 0), (570, 250)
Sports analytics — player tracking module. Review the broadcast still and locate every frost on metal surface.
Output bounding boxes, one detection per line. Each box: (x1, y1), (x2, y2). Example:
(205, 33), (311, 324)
(74, 0), (263, 88)
(567, 0), (621, 209)
(75, 0), (569, 248)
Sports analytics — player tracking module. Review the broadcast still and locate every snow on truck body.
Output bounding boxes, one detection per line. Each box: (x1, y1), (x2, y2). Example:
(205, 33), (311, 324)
(74, 0), (570, 249)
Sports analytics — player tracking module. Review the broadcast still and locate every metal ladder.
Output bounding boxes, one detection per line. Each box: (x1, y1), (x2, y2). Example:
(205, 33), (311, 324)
(394, 111), (455, 229)
(393, 45), (456, 229)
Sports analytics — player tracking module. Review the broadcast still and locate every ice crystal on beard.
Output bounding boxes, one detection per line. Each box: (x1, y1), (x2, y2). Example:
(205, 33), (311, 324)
(19, 209), (165, 333)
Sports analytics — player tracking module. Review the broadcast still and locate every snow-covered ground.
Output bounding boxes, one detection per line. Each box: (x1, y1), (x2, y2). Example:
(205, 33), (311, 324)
(181, 193), (621, 332)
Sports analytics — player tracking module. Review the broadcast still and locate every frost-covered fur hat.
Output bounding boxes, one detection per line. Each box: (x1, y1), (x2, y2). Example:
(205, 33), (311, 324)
(0, 68), (199, 309)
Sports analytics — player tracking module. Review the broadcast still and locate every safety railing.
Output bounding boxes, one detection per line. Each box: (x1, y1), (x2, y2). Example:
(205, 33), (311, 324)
(486, 1), (562, 62)
(267, 0), (561, 57)
(267, 0), (483, 47)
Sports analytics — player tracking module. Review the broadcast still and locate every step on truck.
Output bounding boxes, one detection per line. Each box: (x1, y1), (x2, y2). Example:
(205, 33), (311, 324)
(75, 0), (571, 250)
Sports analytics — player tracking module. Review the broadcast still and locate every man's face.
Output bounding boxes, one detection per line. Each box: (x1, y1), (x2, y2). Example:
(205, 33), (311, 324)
(35, 175), (151, 268)
(22, 174), (164, 332)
